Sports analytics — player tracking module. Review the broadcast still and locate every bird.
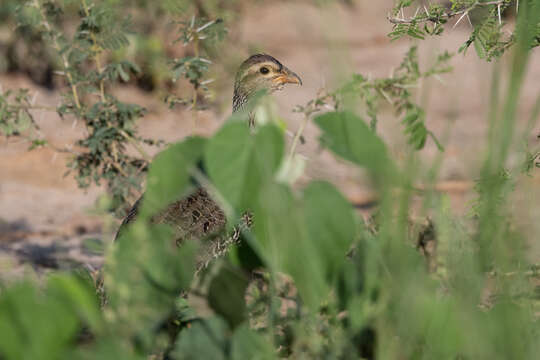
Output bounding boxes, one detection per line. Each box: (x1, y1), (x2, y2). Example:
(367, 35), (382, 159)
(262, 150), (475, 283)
(115, 54), (302, 271)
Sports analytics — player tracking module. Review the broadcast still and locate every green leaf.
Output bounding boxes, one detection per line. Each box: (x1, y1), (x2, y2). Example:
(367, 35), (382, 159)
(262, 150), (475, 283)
(205, 122), (284, 212)
(16, 111), (31, 132)
(117, 65), (130, 82)
(314, 111), (394, 177)
(303, 181), (356, 283)
(0, 280), (82, 360)
(46, 273), (104, 334)
(140, 136), (206, 219)
(474, 35), (487, 59)
(74, 338), (146, 360)
(207, 263), (250, 329)
(107, 224), (198, 340)
(28, 139), (47, 151)
(253, 183), (328, 309)
(230, 325), (275, 360)
(172, 317), (228, 360)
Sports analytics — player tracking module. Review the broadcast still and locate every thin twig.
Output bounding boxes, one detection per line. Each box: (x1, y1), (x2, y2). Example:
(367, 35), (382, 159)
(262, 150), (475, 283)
(118, 129), (151, 162)
(15, 133), (80, 155)
(8, 103), (57, 112)
(288, 114), (309, 161)
(487, 264), (540, 278)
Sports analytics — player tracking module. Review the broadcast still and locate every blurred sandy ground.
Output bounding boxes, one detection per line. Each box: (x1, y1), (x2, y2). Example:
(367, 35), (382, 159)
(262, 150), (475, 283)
(1, 0), (539, 277)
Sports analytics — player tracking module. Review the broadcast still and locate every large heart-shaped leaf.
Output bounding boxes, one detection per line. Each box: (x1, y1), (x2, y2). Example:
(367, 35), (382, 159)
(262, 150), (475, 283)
(303, 181), (356, 283)
(252, 183), (327, 309)
(207, 263), (250, 329)
(315, 111), (394, 177)
(205, 122), (284, 213)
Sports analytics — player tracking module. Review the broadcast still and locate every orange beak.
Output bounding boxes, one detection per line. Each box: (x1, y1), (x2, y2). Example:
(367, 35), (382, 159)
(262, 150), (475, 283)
(273, 66), (302, 86)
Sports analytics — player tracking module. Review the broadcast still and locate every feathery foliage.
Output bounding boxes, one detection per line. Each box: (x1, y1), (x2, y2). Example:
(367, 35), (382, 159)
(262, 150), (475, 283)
(389, 0), (540, 60)
(0, 0), (226, 215)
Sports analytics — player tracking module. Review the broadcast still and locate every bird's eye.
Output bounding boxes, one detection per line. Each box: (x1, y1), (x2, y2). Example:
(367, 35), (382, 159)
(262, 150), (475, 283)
(260, 67), (269, 74)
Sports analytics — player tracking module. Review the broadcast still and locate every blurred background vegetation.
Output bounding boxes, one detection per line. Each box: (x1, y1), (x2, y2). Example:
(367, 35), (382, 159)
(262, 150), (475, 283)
(1, 0), (540, 359)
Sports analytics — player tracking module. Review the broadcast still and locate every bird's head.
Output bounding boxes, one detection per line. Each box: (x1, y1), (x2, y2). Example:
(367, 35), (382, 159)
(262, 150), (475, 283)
(233, 54), (302, 112)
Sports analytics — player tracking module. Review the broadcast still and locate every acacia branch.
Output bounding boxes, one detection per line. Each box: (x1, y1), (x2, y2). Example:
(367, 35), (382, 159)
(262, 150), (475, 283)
(118, 129), (151, 162)
(6, 103), (57, 113)
(388, 0), (507, 25)
(81, 0), (106, 103)
(33, 0), (82, 109)
(14, 133), (80, 155)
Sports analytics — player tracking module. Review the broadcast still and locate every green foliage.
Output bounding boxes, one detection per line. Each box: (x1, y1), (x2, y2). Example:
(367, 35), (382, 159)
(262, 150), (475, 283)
(207, 264), (250, 328)
(167, 16), (227, 109)
(171, 56), (210, 86)
(107, 225), (198, 347)
(2, 82), (540, 358)
(67, 99), (149, 209)
(172, 317), (229, 360)
(205, 122), (284, 212)
(0, 0), (227, 215)
(1, 0), (162, 214)
(0, 274), (102, 360)
(315, 111), (393, 173)
(206, 121), (357, 309)
(230, 325), (274, 360)
(390, 0), (540, 61)
(295, 46), (451, 151)
(170, 317), (275, 360)
(0, 88), (38, 138)
(1, 1), (540, 359)
(303, 181), (356, 283)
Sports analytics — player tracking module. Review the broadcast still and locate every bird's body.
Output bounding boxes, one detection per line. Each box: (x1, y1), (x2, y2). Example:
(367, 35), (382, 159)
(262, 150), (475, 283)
(117, 187), (242, 270)
(115, 54), (301, 270)
(117, 188), (225, 243)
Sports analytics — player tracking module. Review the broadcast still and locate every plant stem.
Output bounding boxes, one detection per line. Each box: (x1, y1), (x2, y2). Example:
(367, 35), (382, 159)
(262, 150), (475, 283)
(118, 129), (151, 162)
(192, 32), (200, 113)
(81, 0), (106, 103)
(9, 104), (57, 112)
(34, 0), (82, 110)
(288, 114), (309, 160)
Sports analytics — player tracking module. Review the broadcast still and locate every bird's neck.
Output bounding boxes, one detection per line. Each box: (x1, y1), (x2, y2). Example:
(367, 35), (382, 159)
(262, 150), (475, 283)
(232, 88), (247, 113)
(233, 84), (257, 127)
(232, 83), (253, 113)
